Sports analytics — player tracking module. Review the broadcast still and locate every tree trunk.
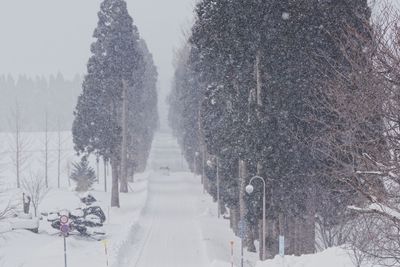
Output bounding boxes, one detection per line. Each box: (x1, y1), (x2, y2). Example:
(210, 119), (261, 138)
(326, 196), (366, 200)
(279, 213), (285, 256)
(201, 149), (205, 191)
(256, 50), (262, 107)
(304, 189), (316, 254)
(265, 217), (281, 259)
(57, 122), (61, 189)
(44, 110), (49, 188)
(120, 80), (129, 193)
(233, 208), (240, 235)
(111, 157), (120, 208)
(96, 156), (100, 184)
(23, 193), (30, 214)
(128, 164), (135, 183)
(294, 217), (301, 256)
(104, 158), (107, 192)
(14, 100), (22, 189)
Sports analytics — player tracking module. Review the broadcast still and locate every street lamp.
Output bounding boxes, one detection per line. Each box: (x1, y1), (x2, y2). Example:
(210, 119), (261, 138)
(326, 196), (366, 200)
(246, 175), (266, 261)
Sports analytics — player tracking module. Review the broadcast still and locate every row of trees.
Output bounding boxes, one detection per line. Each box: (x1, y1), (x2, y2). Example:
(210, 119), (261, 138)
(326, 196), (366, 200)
(0, 73), (82, 131)
(1, 100), (74, 190)
(169, 0), (400, 264)
(72, 0), (158, 208)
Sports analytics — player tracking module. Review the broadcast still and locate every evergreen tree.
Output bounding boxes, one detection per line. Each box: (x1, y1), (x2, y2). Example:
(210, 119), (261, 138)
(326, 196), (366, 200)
(169, 0), (372, 259)
(70, 157), (97, 192)
(73, 0), (153, 206)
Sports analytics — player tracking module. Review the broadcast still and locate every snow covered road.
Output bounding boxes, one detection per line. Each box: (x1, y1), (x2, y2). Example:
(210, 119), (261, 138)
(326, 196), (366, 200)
(131, 172), (208, 267)
(125, 132), (257, 267)
(127, 132), (208, 266)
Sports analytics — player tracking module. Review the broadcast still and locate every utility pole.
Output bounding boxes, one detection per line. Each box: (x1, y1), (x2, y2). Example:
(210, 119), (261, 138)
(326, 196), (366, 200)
(202, 149), (206, 194)
(217, 157), (221, 218)
(120, 79), (128, 193)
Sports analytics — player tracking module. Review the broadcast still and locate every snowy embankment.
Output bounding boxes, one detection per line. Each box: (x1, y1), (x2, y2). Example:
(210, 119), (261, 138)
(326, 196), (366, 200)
(195, 181), (258, 267)
(196, 175), (380, 267)
(254, 247), (378, 267)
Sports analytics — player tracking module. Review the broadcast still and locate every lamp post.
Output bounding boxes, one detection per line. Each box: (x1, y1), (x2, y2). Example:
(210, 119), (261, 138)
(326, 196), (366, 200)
(246, 175), (266, 261)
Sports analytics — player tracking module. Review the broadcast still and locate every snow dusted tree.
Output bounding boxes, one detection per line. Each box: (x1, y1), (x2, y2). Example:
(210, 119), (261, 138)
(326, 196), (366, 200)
(170, 0), (373, 260)
(73, 0), (156, 207)
(126, 40), (158, 181)
(70, 157), (97, 192)
(42, 110), (51, 188)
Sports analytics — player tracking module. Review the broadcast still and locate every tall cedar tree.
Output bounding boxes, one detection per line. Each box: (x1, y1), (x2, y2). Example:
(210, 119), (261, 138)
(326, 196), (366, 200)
(73, 0), (145, 207)
(169, 0), (371, 259)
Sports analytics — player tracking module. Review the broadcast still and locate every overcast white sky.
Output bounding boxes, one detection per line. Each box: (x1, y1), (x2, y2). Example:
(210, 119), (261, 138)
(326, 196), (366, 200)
(0, 1), (398, 98)
(0, 0), (196, 91)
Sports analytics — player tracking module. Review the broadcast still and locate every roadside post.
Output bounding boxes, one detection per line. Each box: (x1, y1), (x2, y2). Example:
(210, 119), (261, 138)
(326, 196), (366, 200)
(279, 235), (285, 267)
(230, 240), (234, 267)
(103, 240), (109, 266)
(60, 214), (70, 267)
(239, 220), (245, 267)
(279, 235), (285, 256)
(279, 213), (285, 266)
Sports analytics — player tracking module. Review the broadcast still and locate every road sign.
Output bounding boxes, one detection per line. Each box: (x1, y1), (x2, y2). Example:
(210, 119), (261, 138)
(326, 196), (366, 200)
(60, 224), (70, 235)
(230, 241), (234, 267)
(59, 214), (70, 267)
(60, 215), (69, 224)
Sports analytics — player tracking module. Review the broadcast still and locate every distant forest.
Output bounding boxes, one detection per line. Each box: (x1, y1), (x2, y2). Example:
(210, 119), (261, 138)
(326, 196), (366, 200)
(0, 73), (82, 132)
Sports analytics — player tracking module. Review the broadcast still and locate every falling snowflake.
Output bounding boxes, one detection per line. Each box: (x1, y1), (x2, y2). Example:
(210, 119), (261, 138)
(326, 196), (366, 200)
(282, 12), (290, 20)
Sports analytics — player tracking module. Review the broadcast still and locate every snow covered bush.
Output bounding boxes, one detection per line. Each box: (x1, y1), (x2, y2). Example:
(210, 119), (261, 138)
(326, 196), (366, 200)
(70, 157), (96, 192)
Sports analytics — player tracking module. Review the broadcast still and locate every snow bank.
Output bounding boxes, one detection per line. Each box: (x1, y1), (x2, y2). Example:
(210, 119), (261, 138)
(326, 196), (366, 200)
(108, 173), (150, 267)
(9, 217), (39, 230)
(210, 260), (236, 267)
(0, 172), (150, 267)
(255, 247), (365, 267)
(0, 222), (12, 233)
(197, 184), (258, 266)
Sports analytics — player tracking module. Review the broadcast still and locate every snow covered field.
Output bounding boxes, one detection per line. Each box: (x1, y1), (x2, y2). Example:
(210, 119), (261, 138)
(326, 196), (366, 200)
(0, 131), (79, 189)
